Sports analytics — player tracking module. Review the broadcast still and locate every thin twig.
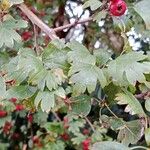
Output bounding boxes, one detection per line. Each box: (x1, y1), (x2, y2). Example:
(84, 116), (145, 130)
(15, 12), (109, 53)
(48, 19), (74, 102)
(104, 103), (139, 140)
(84, 116), (95, 132)
(33, 24), (39, 54)
(18, 3), (58, 40)
(52, 111), (61, 122)
(54, 17), (93, 32)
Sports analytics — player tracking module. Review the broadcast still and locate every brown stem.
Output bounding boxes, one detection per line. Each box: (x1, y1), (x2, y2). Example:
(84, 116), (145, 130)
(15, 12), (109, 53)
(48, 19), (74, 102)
(84, 116), (95, 132)
(54, 17), (93, 32)
(18, 3), (58, 40)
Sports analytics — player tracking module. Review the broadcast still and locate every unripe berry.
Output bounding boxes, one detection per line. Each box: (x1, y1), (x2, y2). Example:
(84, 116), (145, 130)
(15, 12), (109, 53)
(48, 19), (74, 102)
(109, 0), (127, 16)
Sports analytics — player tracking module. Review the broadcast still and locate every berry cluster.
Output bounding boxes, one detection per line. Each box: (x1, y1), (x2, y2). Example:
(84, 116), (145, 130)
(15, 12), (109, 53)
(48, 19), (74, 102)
(109, 0), (127, 16)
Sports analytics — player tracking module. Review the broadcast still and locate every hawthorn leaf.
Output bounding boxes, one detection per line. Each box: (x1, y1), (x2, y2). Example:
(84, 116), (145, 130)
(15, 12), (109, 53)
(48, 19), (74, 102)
(42, 42), (69, 70)
(29, 69), (65, 91)
(6, 85), (36, 99)
(8, 68), (29, 85)
(0, 18), (27, 48)
(117, 120), (143, 146)
(68, 118), (85, 134)
(33, 110), (48, 125)
(44, 141), (65, 150)
(83, 0), (102, 11)
(34, 91), (55, 112)
(93, 48), (111, 66)
(67, 40), (96, 65)
(145, 98), (150, 112)
(68, 41), (107, 95)
(115, 90), (145, 115)
(10, 0), (24, 5)
(71, 95), (91, 116)
(145, 128), (150, 146)
(92, 141), (129, 150)
(18, 48), (43, 75)
(134, 0), (150, 30)
(44, 122), (63, 134)
(108, 51), (150, 86)
(0, 76), (6, 99)
(71, 132), (86, 145)
(54, 87), (66, 98)
(93, 11), (107, 23)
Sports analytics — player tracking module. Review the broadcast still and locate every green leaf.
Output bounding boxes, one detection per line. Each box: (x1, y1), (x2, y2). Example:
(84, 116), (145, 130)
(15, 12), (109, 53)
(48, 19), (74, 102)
(93, 48), (111, 66)
(145, 98), (150, 112)
(83, 0), (102, 11)
(54, 87), (66, 98)
(33, 110), (48, 125)
(44, 122), (63, 134)
(67, 40), (96, 65)
(92, 141), (130, 150)
(134, 0), (150, 30)
(42, 41), (69, 71)
(93, 11), (107, 23)
(34, 91), (55, 112)
(0, 17), (27, 48)
(6, 85), (36, 99)
(45, 141), (65, 150)
(10, 0), (24, 5)
(0, 143), (9, 150)
(115, 90), (145, 115)
(108, 51), (150, 86)
(117, 120), (142, 146)
(71, 132), (86, 145)
(0, 76), (6, 99)
(68, 41), (107, 95)
(68, 118), (85, 134)
(71, 95), (91, 116)
(145, 128), (150, 146)
(18, 48), (43, 75)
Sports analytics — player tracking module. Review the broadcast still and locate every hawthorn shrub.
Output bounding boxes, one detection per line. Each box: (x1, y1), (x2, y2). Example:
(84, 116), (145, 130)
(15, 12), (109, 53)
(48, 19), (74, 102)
(0, 0), (150, 150)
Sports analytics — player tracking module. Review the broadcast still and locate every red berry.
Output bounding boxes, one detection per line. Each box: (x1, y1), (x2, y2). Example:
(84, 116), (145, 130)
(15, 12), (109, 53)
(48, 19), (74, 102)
(3, 121), (12, 134)
(11, 133), (20, 140)
(15, 104), (24, 111)
(10, 97), (17, 103)
(33, 136), (43, 148)
(82, 138), (91, 150)
(60, 133), (70, 141)
(63, 117), (69, 129)
(83, 129), (90, 135)
(27, 114), (33, 123)
(0, 110), (7, 118)
(109, 0), (127, 16)
(21, 31), (32, 41)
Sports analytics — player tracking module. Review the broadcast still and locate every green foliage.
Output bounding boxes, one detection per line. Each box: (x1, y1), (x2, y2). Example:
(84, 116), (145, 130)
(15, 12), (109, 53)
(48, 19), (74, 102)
(0, 0), (150, 149)
(0, 16), (27, 48)
(83, 0), (102, 11)
(92, 141), (130, 150)
(115, 90), (145, 115)
(134, 0), (150, 30)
